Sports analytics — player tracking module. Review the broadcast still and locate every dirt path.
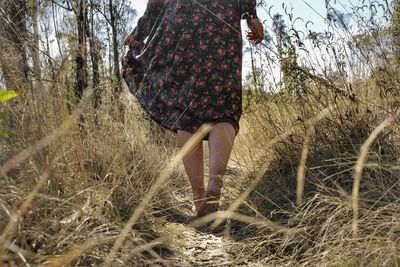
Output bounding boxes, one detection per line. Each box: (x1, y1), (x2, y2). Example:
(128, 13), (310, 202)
(151, 163), (259, 266)
(156, 221), (232, 266)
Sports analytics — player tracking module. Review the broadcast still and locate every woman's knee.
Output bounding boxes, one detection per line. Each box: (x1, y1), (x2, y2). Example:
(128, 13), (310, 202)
(213, 122), (235, 134)
(177, 130), (193, 146)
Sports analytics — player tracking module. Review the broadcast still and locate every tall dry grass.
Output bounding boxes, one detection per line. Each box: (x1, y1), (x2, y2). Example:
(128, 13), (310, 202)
(1, 51), (400, 266)
(1, 66), (400, 266)
(225, 75), (400, 266)
(1, 1), (400, 265)
(0, 76), (193, 265)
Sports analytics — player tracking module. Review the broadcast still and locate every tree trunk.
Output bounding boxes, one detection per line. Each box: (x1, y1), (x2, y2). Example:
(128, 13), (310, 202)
(393, 0), (400, 65)
(29, 0), (43, 101)
(87, 1), (101, 109)
(109, 0), (121, 93)
(108, 0), (124, 120)
(74, 0), (88, 101)
(0, 0), (29, 93)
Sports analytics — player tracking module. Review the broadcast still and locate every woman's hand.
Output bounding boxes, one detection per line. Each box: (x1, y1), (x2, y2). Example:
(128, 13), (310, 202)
(123, 33), (138, 46)
(246, 18), (264, 45)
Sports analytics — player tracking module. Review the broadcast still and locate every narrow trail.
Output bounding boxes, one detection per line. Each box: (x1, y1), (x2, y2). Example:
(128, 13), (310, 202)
(151, 163), (259, 266)
(156, 220), (233, 266)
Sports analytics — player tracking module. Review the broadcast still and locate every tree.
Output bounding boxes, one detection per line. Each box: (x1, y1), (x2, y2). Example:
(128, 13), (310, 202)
(87, 0), (102, 109)
(109, 0), (121, 93)
(271, 13), (306, 94)
(392, 0), (400, 65)
(98, 0), (135, 97)
(0, 0), (29, 93)
(74, 0), (89, 101)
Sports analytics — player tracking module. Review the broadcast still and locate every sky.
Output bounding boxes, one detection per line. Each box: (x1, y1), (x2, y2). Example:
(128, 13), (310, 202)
(127, 0), (370, 79)
(131, 1), (330, 19)
(129, 0), (348, 32)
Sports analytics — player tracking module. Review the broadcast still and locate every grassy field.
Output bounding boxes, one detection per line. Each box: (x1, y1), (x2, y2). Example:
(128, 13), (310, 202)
(1, 70), (399, 266)
(1, 1), (400, 265)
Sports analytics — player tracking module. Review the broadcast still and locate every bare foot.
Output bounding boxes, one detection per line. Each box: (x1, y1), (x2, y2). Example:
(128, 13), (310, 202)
(192, 193), (204, 214)
(196, 194), (219, 217)
(197, 202), (218, 217)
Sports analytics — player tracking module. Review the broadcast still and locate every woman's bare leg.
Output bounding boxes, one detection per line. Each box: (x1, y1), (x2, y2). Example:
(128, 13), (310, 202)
(198, 122), (236, 216)
(177, 130), (205, 212)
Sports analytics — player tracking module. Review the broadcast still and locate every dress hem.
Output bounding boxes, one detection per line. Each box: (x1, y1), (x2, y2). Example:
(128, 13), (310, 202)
(133, 93), (240, 141)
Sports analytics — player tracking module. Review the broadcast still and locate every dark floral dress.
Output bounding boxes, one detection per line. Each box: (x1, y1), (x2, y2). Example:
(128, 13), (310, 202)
(122, 0), (257, 140)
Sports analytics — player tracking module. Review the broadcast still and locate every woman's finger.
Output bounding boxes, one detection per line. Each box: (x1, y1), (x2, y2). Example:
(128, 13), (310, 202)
(247, 34), (258, 41)
(124, 35), (135, 45)
(123, 37), (130, 45)
(247, 31), (262, 42)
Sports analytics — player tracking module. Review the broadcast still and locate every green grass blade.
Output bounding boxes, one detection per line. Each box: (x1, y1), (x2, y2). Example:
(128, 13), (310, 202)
(0, 129), (10, 138)
(0, 90), (18, 103)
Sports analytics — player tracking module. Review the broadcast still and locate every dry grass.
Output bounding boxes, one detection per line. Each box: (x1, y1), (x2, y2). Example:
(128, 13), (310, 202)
(0, 39), (400, 267)
(0, 81), (188, 265)
(1, 72), (399, 266)
(228, 78), (400, 266)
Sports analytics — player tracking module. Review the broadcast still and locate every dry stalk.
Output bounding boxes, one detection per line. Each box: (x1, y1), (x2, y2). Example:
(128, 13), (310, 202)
(0, 89), (93, 177)
(352, 116), (395, 237)
(190, 210), (289, 232)
(105, 123), (214, 266)
(40, 237), (115, 267)
(296, 127), (313, 206)
(211, 106), (333, 229)
(122, 237), (168, 265)
(210, 156), (274, 229)
(0, 170), (49, 237)
(0, 157), (58, 263)
(0, 109), (79, 176)
(0, 92), (90, 261)
(2, 239), (45, 262)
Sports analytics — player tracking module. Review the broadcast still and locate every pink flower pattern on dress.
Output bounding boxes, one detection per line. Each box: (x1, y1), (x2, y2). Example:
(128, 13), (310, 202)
(122, 0), (257, 140)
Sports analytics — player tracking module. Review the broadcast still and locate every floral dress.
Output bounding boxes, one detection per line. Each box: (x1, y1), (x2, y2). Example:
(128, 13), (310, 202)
(122, 0), (257, 140)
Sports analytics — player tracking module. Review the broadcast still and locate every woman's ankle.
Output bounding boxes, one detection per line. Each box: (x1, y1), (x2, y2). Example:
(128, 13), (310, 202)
(192, 189), (205, 208)
(193, 188), (205, 199)
(205, 186), (221, 199)
(207, 176), (223, 196)
(197, 194), (219, 216)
